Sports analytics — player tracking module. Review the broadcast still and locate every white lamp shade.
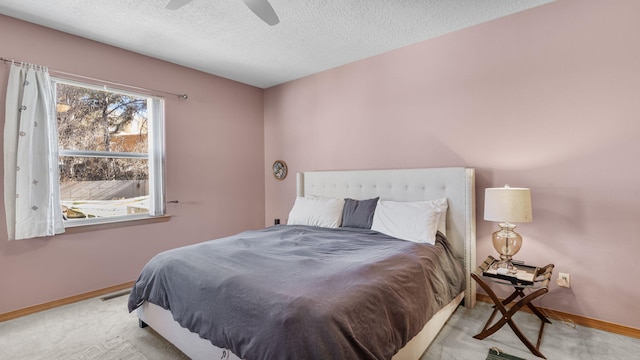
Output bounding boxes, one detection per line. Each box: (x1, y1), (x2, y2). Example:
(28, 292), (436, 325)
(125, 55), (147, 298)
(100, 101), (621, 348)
(484, 186), (532, 223)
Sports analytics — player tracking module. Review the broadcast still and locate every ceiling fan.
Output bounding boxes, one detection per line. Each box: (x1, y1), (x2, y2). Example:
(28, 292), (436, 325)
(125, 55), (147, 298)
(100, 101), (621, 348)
(165, 0), (280, 26)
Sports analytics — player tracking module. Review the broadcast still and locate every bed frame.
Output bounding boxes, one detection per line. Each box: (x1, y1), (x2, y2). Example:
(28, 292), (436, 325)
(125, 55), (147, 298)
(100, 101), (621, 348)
(137, 167), (476, 360)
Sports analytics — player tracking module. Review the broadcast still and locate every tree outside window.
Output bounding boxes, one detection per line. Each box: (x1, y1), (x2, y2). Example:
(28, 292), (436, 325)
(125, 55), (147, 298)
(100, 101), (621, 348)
(54, 80), (164, 221)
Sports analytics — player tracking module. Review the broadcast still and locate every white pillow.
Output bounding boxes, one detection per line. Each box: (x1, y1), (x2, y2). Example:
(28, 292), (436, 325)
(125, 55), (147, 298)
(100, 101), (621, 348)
(371, 198), (448, 244)
(287, 196), (345, 228)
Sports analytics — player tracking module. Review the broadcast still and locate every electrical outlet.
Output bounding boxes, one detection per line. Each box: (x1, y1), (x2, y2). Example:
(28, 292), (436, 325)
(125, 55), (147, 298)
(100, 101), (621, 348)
(557, 272), (571, 288)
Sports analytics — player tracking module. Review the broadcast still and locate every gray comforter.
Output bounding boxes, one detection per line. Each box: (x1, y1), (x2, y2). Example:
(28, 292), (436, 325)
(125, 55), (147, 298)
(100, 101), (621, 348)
(128, 225), (464, 360)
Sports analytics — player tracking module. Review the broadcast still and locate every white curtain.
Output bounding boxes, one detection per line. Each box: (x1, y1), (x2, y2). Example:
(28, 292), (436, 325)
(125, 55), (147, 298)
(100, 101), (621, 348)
(4, 63), (64, 240)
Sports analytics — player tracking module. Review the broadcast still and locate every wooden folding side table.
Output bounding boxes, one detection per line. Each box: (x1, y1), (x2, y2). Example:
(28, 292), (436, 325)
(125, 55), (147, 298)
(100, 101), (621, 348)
(471, 256), (554, 359)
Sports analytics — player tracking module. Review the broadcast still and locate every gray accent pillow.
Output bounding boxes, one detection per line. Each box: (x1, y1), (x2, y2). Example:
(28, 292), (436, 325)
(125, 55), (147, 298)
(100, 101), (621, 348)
(341, 197), (379, 229)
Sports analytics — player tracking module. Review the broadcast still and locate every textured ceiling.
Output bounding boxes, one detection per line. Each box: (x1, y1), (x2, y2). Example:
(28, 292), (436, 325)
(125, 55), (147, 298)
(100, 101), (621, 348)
(0, 0), (554, 89)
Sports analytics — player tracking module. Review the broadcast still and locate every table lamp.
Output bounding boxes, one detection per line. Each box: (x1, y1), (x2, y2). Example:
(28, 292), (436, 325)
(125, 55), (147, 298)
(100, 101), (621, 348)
(484, 185), (532, 273)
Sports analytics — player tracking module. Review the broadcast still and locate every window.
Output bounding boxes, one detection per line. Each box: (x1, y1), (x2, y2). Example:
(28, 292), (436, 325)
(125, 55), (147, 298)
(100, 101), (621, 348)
(53, 78), (165, 226)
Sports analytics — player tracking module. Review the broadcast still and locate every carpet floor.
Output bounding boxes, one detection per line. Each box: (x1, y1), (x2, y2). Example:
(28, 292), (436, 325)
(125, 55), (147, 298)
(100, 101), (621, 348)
(51, 336), (149, 360)
(1, 291), (638, 359)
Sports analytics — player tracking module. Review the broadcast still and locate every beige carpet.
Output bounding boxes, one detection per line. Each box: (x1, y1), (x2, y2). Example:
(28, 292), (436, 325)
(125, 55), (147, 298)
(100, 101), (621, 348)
(53, 336), (149, 360)
(0, 293), (187, 360)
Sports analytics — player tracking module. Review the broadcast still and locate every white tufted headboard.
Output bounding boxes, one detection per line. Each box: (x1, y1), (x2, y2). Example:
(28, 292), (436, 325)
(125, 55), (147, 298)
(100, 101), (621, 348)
(297, 167), (476, 308)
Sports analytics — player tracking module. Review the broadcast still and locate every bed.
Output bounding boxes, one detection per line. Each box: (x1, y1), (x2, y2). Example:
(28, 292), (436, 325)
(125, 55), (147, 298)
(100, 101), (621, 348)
(129, 167), (476, 359)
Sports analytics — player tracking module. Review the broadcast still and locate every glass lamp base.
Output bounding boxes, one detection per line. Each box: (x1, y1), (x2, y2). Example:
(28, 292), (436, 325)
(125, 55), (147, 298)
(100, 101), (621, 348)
(491, 222), (522, 274)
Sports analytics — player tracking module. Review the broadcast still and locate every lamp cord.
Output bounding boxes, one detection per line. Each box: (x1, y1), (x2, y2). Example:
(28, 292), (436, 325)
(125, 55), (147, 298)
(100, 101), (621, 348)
(538, 293), (576, 329)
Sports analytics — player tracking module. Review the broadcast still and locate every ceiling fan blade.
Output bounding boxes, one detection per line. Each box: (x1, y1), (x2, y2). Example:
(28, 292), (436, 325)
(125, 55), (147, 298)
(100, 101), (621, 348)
(242, 0), (280, 26)
(165, 0), (194, 10)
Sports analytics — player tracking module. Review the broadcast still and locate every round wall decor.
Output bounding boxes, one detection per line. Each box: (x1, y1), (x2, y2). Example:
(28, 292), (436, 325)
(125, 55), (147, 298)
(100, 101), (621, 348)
(272, 160), (288, 180)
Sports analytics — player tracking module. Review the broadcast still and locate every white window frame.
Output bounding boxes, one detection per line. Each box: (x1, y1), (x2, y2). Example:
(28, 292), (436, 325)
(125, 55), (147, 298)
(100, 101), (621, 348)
(53, 77), (166, 227)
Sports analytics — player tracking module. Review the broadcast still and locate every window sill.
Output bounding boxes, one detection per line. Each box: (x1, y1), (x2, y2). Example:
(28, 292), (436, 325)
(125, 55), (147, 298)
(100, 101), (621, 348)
(63, 215), (171, 234)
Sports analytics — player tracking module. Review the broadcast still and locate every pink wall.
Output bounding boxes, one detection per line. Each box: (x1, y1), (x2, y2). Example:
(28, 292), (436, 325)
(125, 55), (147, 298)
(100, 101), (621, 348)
(264, 0), (640, 329)
(0, 16), (265, 314)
